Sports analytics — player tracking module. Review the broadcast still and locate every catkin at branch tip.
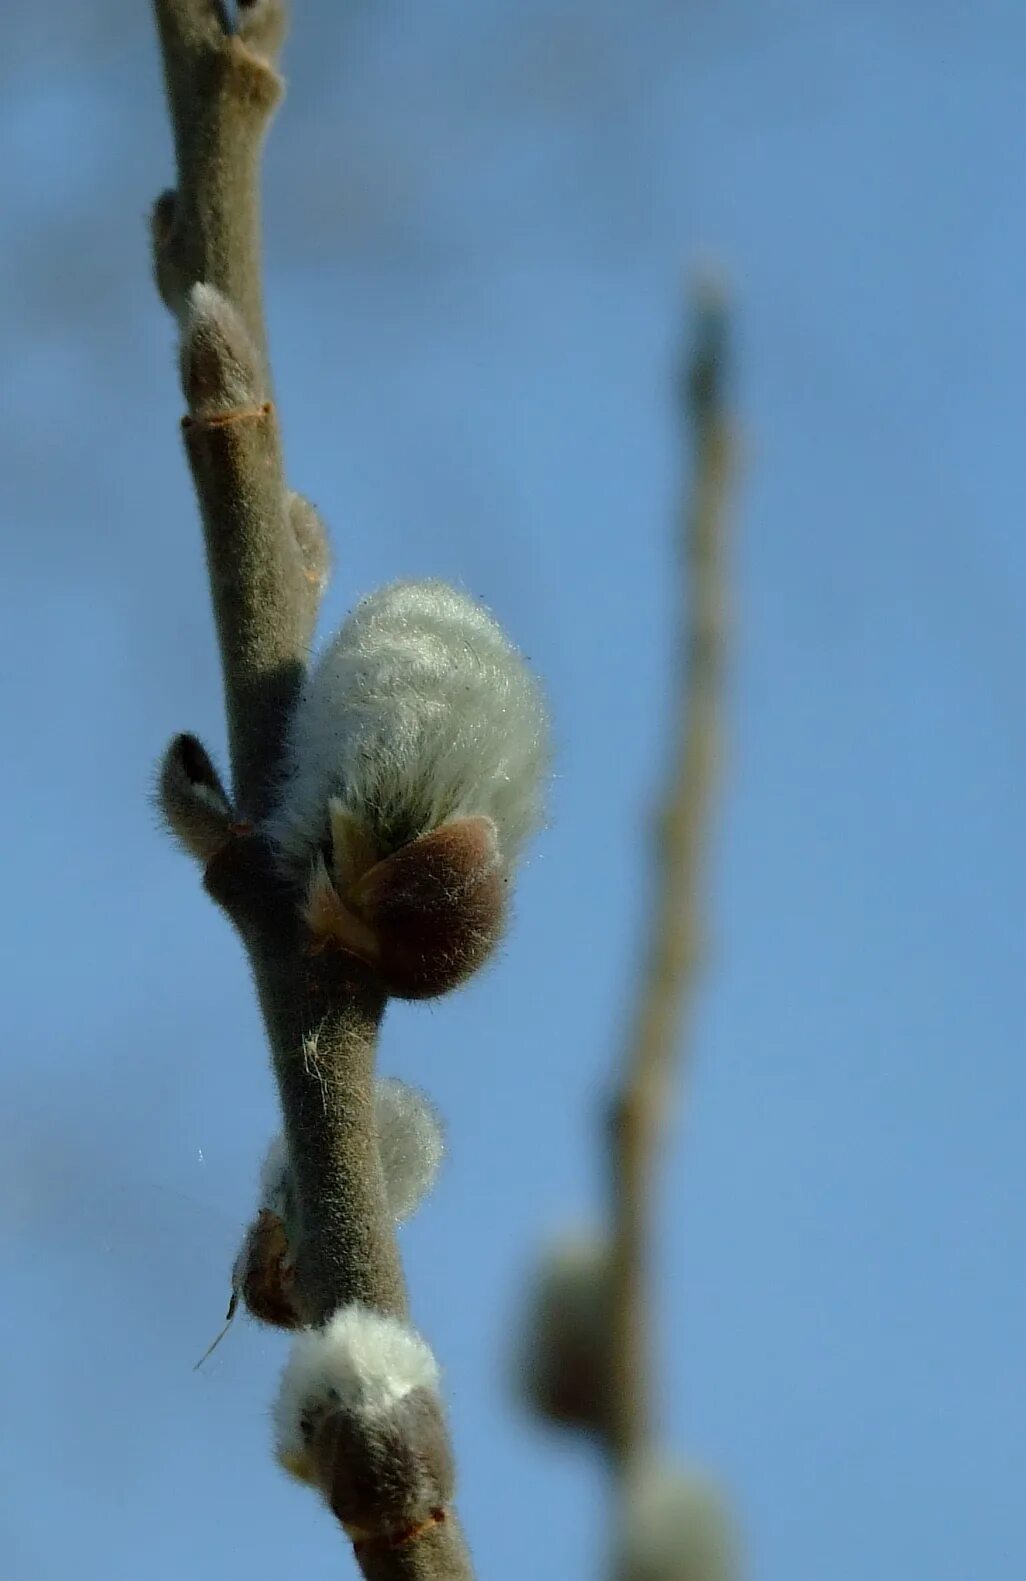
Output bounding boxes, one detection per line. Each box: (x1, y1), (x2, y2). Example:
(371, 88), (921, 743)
(263, 579), (550, 878)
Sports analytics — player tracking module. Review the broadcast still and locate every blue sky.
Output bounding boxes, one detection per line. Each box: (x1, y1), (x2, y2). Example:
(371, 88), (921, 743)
(2, 3), (1025, 1577)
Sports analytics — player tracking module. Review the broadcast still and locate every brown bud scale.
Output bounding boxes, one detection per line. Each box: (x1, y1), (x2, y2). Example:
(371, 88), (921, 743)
(236, 1208), (301, 1329)
(304, 816), (507, 999)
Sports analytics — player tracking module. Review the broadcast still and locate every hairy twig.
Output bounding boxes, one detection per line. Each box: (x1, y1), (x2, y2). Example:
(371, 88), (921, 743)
(149, 4), (475, 1574)
(607, 283), (734, 1470)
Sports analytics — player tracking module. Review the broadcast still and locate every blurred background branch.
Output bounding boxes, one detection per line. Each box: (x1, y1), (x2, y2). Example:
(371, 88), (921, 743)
(607, 279), (732, 1475)
(517, 281), (738, 1581)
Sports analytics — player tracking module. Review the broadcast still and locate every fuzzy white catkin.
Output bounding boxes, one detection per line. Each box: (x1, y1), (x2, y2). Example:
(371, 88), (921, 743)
(275, 1304), (439, 1462)
(617, 1461), (738, 1581)
(264, 580), (548, 876)
(375, 1078), (445, 1222)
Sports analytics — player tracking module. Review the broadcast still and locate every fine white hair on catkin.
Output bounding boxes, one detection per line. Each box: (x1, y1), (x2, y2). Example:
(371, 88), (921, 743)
(264, 580), (549, 877)
(274, 1304), (440, 1461)
(253, 1075), (442, 1235)
(375, 1078), (445, 1223)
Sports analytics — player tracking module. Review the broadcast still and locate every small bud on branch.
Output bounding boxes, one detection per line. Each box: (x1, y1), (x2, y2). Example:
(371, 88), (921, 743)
(156, 732), (236, 863)
(235, 0), (290, 58)
(180, 283), (265, 419)
(374, 1077), (445, 1223)
(233, 1134), (301, 1329)
(288, 490), (331, 599)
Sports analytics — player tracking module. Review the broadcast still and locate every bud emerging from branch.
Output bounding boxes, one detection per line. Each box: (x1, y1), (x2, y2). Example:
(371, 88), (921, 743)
(236, 0), (289, 60)
(150, 189), (184, 316)
(156, 733), (235, 863)
(517, 1230), (612, 1435)
(179, 283), (265, 417)
(274, 1304), (453, 1543)
(288, 490), (331, 599)
(232, 1133), (301, 1329)
(235, 1083), (443, 1329)
(616, 1461), (739, 1581)
(264, 580), (549, 997)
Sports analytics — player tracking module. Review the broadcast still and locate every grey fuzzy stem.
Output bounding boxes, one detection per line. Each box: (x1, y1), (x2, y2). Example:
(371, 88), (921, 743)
(354, 1519), (474, 1581)
(152, 0), (307, 818)
(152, 0), (282, 377)
(606, 282), (734, 1471)
(256, 961), (403, 1321)
(201, 832), (406, 1321)
(182, 403), (305, 820)
(176, 285), (320, 816)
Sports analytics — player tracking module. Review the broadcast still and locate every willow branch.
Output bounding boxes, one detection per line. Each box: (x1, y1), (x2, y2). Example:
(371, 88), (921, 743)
(151, 0), (316, 818)
(149, 5), (473, 1575)
(606, 285), (734, 1470)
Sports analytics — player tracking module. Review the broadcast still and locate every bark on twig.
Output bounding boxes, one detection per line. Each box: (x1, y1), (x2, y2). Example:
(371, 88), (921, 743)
(607, 284), (734, 1471)
(149, 5), (474, 1575)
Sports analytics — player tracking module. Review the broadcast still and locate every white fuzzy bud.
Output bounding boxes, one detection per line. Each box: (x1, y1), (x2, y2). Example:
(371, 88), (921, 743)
(375, 1078), (445, 1222)
(617, 1461), (739, 1581)
(264, 580), (549, 879)
(275, 1306), (454, 1540)
(275, 1304), (440, 1463)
